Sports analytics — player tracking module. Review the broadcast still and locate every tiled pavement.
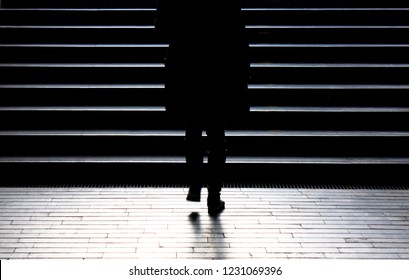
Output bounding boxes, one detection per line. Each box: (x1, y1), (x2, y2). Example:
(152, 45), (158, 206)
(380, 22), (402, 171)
(0, 186), (409, 259)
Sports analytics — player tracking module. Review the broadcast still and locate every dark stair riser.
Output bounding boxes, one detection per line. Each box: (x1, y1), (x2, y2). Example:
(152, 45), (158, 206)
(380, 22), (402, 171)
(0, 66), (163, 84)
(2, 0), (156, 8)
(252, 66), (409, 85)
(2, 27), (409, 44)
(1, 87), (408, 107)
(0, 87), (166, 106)
(251, 88), (409, 107)
(3, 65), (409, 84)
(0, 134), (408, 157)
(0, 162), (407, 185)
(2, 46), (409, 64)
(4, 0), (409, 8)
(0, 110), (407, 131)
(249, 28), (409, 44)
(0, 9), (156, 26)
(3, 9), (409, 26)
(0, 46), (167, 64)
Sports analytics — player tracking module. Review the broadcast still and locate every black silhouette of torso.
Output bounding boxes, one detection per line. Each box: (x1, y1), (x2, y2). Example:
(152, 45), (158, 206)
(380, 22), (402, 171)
(156, 0), (250, 119)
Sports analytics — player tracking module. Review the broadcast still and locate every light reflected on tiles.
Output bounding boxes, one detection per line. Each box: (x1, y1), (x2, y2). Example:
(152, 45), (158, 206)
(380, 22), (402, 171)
(1, 187), (408, 259)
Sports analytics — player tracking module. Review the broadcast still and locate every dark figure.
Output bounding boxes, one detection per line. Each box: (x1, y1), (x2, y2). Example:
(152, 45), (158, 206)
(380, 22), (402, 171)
(156, 0), (250, 215)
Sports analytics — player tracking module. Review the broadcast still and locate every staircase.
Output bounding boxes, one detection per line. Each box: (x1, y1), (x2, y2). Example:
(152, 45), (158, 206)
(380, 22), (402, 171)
(0, 0), (408, 184)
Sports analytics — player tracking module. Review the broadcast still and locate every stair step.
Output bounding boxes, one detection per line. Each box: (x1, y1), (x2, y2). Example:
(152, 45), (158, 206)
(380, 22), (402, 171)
(2, 8), (409, 26)
(0, 63), (163, 84)
(3, 63), (409, 84)
(1, 84), (407, 107)
(1, 130), (407, 157)
(1, 156), (408, 164)
(251, 63), (409, 84)
(2, 130), (409, 137)
(1, 155), (407, 184)
(2, 0), (157, 9)
(250, 26), (409, 44)
(2, 44), (409, 63)
(0, 8), (156, 25)
(244, 8), (409, 25)
(0, 106), (406, 131)
(2, 26), (409, 44)
(3, 84), (409, 89)
(0, 25), (157, 44)
(3, 0), (409, 9)
(0, 44), (167, 63)
(242, 0), (409, 8)
(2, 106), (407, 113)
(252, 44), (409, 63)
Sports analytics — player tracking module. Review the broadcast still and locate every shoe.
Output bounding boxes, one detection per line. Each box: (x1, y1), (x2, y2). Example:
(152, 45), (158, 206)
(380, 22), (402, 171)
(207, 199), (225, 216)
(186, 186), (201, 202)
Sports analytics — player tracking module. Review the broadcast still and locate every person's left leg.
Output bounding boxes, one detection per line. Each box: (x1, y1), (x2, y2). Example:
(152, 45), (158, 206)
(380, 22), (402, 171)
(206, 119), (226, 215)
(185, 118), (204, 201)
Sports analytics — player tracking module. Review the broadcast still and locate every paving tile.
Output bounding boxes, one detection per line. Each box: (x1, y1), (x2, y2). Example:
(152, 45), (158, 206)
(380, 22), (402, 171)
(292, 233), (364, 238)
(266, 247), (340, 253)
(194, 248), (268, 255)
(301, 242), (373, 248)
(27, 253), (103, 259)
(19, 238), (90, 243)
(248, 253), (288, 258)
(0, 253), (30, 259)
(61, 220), (130, 225)
(51, 225), (118, 230)
(0, 213), (49, 217)
(15, 248), (88, 253)
(33, 243), (107, 248)
(0, 230), (23, 234)
(11, 220), (63, 225)
(176, 252), (250, 259)
(139, 237), (209, 243)
(372, 243), (409, 248)
(77, 229), (144, 234)
(0, 217), (30, 221)
(301, 224), (370, 229)
(0, 233), (39, 238)
(0, 239), (19, 243)
(37, 233), (108, 238)
(158, 242), (229, 248)
(366, 238), (409, 243)
(106, 242), (159, 248)
(137, 247), (193, 253)
(0, 242), (35, 248)
(369, 225), (409, 230)
(286, 253), (326, 259)
(324, 253), (401, 259)
(104, 253), (176, 259)
(278, 237), (346, 243)
(280, 228), (350, 234)
(87, 247), (137, 253)
(339, 248), (409, 253)
(0, 248), (15, 253)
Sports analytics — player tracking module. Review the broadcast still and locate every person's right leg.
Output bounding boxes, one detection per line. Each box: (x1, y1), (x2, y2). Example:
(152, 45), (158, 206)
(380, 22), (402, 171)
(185, 118), (204, 201)
(206, 119), (226, 215)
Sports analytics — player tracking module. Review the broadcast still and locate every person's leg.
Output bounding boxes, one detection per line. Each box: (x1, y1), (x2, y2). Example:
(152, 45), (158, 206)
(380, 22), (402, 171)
(206, 119), (226, 215)
(185, 118), (204, 201)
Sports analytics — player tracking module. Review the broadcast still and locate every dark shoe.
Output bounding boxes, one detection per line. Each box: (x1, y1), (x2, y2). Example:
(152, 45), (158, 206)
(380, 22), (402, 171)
(186, 187), (201, 202)
(207, 199), (225, 216)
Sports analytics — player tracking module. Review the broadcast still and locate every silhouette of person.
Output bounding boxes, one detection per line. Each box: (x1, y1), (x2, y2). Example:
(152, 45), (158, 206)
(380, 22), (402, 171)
(156, 0), (250, 215)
